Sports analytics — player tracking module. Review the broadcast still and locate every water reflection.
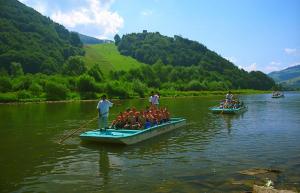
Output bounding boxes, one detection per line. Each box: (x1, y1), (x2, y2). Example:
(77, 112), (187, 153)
(99, 148), (110, 186)
(218, 112), (246, 134)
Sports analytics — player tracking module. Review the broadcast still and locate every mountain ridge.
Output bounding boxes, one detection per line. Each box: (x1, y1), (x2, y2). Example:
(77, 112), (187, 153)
(268, 65), (300, 88)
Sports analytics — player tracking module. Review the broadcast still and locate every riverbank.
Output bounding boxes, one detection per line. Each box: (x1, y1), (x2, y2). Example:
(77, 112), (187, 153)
(0, 89), (272, 104)
(158, 89), (271, 97)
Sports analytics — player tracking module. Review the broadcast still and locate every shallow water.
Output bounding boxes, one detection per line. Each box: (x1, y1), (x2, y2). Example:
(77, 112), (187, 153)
(0, 93), (299, 193)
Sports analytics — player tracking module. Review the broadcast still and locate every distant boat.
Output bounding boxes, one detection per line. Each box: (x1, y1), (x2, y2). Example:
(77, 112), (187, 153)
(80, 118), (186, 145)
(272, 92), (284, 98)
(209, 106), (247, 114)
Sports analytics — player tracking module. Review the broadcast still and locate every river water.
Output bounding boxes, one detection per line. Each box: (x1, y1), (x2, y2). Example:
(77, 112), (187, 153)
(0, 93), (299, 193)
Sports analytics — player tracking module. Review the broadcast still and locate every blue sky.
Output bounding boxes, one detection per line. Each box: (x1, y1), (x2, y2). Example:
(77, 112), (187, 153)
(19, 0), (300, 73)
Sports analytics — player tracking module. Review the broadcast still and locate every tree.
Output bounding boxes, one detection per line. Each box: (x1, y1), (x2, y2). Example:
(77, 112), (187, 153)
(29, 82), (43, 97)
(64, 56), (87, 76)
(45, 81), (69, 100)
(70, 32), (82, 47)
(114, 34), (121, 45)
(77, 74), (96, 93)
(10, 62), (24, 77)
(0, 77), (12, 92)
(88, 64), (103, 81)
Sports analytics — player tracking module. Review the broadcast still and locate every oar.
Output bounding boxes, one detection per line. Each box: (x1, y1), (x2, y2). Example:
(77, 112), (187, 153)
(58, 116), (98, 144)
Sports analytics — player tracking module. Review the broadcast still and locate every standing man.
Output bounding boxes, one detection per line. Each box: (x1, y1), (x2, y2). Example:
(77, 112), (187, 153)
(225, 91), (233, 102)
(97, 95), (113, 130)
(151, 92), (160, 107)
(149, 91), (154, 105)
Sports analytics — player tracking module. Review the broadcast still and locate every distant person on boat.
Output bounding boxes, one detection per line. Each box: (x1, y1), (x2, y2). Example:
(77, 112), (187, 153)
(97, 95), (113, 130)
(149, 92), (154, 105)
(150, 92), (160, 107)
(225, 91), (233, 102)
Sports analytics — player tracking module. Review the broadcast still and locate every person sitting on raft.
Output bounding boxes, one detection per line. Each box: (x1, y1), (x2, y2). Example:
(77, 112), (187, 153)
(110, 106), (171, 130)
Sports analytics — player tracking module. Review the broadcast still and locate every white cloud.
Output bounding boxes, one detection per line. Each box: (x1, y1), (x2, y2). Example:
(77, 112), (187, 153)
(241, 63), (257, 72)
(141, 10), (153, 16)
(284, 48), (297, 55)
(264, 66), (280, 73)
(270, 61), (281, 65)
(287, 62), (300, 68)
(261, 61), (282, 73)
(50, 0), (124, 39)
(33, 2), (47, 14)
(225, 56), (237, 64)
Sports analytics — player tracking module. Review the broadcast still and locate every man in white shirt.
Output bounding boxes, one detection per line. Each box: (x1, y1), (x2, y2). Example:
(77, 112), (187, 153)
(151, 92), (159, 106)
(225, 91), (233, 102)
(97, 95), (113, 130)
(149, 91), (154, 105)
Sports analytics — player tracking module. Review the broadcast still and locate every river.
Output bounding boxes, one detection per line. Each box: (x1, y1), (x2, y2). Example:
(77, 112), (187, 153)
(0, 92), (299, 193)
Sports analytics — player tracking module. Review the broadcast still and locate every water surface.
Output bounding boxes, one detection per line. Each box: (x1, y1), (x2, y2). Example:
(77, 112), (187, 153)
(0, 93), (299, 192)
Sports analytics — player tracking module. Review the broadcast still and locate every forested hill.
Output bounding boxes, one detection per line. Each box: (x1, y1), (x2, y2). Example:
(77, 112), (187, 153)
(114, 31), (275, 90)
(0, 0), (84, 74)
(269, 65), (300, 88)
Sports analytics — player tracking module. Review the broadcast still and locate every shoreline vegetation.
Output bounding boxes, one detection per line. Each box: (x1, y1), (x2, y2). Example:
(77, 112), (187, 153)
(0, 89), (271, 104)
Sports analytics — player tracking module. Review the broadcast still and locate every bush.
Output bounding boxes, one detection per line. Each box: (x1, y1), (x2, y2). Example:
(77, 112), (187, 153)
(186, 80), (206, 91)
(0, 92), (18, 102)
(88, 64), (103, 81)
(67, 77), (77, 91)
(106, 81), (130, 99)
(12, 75), (32, 91)
(29, 83), (43, 96)
(132, 79), (148, 97)
(64, 56), (87, 76)
(95, 83), (105, 93)
(206, 81), (226, 91)
(80, 92), (97, 100)
(17, 90), (32, 99)
(0, 77), (12, 92)
(77, 74), (96, 93)
(45, 81), (69, 101)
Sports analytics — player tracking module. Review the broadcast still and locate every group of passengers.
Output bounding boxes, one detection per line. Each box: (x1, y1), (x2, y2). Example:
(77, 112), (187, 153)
(97, 91), (166, 130)
(219, 91), (244, 109)
(272, 91), (283, 96)
(110, 106), (171, 130)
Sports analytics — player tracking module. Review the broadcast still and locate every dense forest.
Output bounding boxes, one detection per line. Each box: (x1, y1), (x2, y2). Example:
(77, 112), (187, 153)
(0, 0), (84, 74)
(114, 31), (275, 90)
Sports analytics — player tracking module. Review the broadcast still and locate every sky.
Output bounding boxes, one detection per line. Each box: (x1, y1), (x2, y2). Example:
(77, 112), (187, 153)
(19, 0), (300, 73)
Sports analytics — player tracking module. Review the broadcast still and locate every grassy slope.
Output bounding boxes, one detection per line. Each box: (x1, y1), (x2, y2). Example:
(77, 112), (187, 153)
(84, 43), (145, 76)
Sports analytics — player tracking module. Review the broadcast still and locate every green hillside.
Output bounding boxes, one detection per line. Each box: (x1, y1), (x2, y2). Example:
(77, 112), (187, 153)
(0, 0), (84, 74)
(114, 31), (275, 90)
(84, 43), (145, 76)
(269, 65), (300, 88)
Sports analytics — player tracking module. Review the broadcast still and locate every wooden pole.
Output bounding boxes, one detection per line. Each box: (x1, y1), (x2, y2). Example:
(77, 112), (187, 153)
(59, 116), (98, 144)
